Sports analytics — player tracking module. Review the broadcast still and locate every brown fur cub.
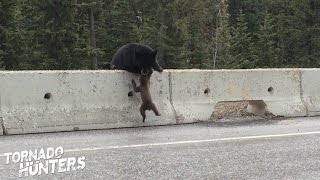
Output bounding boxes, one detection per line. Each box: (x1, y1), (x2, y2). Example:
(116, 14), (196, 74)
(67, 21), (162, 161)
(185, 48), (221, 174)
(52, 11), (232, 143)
(131, 69), (160, 122)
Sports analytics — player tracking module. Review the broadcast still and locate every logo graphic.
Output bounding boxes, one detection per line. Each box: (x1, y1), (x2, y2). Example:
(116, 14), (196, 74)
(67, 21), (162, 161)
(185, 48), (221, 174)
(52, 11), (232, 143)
(4, 147), (86, 177)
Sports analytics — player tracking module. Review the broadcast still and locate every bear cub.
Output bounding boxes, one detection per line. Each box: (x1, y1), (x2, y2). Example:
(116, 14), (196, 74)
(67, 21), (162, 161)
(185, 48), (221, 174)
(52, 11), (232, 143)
(131, 69), (161, 122)
(108, 43), (163, 74)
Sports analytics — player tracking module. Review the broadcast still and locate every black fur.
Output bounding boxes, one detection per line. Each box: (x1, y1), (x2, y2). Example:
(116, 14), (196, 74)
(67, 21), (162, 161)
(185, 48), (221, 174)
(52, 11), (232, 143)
(109, 43), (163, 74)
(100, 63), (115, 70)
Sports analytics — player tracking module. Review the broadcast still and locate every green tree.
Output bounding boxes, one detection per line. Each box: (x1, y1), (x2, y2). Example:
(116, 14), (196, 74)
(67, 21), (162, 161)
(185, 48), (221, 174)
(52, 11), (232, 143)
(75, 0), (104, 69)
(255, 12), (279, 67)
(1, 0), (319, 70)
(213, 0), (232, 69)
(291, 0), (320, 67)
(97, 0), (139, 64)
(0, 1), (19, 69)
(230, 10), (257, 69)
(149, 0), (190, 69)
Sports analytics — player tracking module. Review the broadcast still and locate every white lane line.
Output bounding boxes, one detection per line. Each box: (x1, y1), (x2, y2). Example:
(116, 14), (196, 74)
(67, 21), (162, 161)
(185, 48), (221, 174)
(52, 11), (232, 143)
(63, 131), (320, 152)
(60, 131), (320, 153)
(1, 131), (320, 156)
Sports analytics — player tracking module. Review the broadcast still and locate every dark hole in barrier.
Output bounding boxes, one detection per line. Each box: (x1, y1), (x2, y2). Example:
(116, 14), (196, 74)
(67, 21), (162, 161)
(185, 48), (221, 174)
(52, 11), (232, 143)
(268, 87), (274, 94)
(44, 93), (52, 100)
(204, 88), (210, 94)
(128, 91), (134, 97)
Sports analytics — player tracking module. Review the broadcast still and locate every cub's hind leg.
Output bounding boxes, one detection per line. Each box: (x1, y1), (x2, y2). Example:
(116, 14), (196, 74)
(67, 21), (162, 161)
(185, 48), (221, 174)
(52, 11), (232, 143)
(140, 103), (147, 122)
(150, 103), (161, 116)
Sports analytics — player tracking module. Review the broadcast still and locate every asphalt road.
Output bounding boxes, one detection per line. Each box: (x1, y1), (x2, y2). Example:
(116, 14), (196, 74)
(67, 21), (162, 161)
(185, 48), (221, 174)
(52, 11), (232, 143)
(1, 117), (320, 180)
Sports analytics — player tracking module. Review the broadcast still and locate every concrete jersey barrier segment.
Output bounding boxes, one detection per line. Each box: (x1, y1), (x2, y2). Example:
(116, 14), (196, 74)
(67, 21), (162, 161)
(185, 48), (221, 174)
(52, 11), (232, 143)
(0, 69), (317, 135)
(300, 69), (320, 116)
(0, 70), (175, 135)
(169, 69), (307, 123)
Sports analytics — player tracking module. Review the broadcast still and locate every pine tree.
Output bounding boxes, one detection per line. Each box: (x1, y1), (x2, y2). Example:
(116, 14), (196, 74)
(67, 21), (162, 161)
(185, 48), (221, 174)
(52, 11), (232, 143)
(291, 0), (320, 67)
(98, 0), (140, 64)
(230, 10), (257, 69)
(255, 12), (279, 68)
(214, 0), (232, 69)
(1, 0), (319, 70)
(149, 0), (190, 69)
(0, 1), (20, 69)
(75, 0), (104, 69)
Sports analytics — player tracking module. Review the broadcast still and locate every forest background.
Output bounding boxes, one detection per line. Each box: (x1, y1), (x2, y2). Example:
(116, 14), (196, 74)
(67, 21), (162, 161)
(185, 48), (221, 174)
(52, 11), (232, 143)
(0, 0), (319, 70)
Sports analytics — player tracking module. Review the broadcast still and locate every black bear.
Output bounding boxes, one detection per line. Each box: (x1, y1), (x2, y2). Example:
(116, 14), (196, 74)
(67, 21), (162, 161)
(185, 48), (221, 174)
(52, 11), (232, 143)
(131, 69), (160, 122)
(109, 43), (163, 74)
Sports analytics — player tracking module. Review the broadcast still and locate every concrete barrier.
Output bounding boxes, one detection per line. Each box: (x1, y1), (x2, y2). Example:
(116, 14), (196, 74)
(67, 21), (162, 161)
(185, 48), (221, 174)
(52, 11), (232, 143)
(0, 69), (317, 135)
(169, 69), (307, 123)
(301, 69), (320, 116)
(0, 70), (175, 135)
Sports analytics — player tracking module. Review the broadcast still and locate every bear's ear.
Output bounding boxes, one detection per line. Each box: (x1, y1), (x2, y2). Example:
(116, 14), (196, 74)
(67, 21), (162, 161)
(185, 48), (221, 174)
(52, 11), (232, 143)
(152, 50), (158, 56)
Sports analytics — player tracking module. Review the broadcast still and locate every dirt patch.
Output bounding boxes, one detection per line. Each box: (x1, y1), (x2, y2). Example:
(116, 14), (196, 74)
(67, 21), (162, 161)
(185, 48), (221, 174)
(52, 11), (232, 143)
(211, 101), (276, 120)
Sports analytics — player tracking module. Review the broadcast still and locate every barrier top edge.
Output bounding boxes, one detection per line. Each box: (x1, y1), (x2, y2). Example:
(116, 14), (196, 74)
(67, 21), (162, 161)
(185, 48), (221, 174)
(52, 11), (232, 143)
(0, 68), (318, 74)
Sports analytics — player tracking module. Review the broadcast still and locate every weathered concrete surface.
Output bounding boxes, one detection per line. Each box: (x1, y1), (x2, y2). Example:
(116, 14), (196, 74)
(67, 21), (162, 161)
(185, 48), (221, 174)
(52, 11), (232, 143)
(170, 69), (307, 123)
(301, 69), (320, 116)
(0, 69), (318, 135)
(0, 70), (175, 135)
